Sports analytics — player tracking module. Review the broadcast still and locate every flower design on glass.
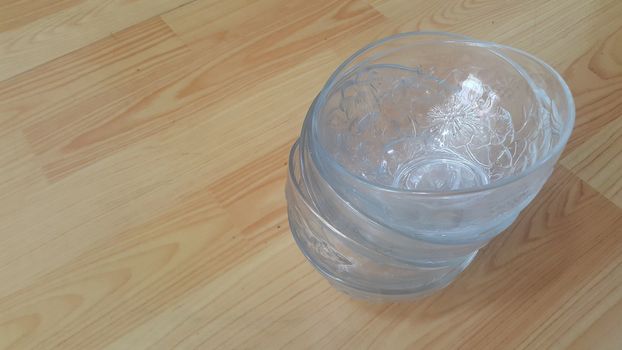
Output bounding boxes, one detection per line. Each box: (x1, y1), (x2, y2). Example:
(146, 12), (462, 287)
(424, 74), (514, 150)
(425, 94), (485, 148)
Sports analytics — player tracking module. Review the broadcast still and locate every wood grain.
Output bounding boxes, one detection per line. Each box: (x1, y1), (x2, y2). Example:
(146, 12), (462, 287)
(0, 0), (621, 348)
(4, 17), (196, 181)
(562, 116), (622, 208)
(0, 0), (196, 81)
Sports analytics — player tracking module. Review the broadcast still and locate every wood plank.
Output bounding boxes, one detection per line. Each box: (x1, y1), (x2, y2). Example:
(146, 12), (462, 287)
(162, 0), (385, 55)
(160, 0), (385, 114)
(349, 0), (622, 74)
(559, 25), (622, 207)
(562, 116), (622, 208)
(0, 17), (200, 298)
(561, 25), (622, 153)
(0, 188), (238, 349)
(0, 0), (196, 81)
(567, 297), (622, 350)
(1, 17), (196, 181)
(0, 0), (80, 32)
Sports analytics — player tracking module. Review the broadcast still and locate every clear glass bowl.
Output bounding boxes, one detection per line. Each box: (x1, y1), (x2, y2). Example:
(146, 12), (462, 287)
(286, 32), (574, 300)
(286, 140), (477, 299)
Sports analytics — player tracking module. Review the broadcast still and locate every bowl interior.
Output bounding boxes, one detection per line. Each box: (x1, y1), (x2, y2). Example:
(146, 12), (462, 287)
(313, 41), (565, 192)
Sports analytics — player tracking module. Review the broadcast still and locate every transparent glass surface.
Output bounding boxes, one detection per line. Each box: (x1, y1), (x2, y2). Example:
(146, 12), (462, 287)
(286, 32), (574, 300)
(287, 141), (476, 299)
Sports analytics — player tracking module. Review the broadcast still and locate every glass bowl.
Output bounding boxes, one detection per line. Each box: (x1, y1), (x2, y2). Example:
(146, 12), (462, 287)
(286, 32), (574, 300)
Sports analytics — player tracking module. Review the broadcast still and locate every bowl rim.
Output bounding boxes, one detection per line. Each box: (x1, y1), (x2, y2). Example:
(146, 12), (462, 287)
(308, 31), (575, 196)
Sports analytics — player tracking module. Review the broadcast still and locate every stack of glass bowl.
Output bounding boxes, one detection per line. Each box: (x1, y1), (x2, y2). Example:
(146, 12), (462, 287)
(285, 32), (574, 300)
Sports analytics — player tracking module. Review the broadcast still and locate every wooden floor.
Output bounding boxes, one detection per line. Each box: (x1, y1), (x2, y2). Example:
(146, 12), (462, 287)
(1, 0), (621, 348)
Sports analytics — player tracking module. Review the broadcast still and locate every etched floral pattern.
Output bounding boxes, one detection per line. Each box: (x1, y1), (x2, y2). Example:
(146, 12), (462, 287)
(422, 74), (516, 177)
(425, 94), (487, 148)
(319, 65), (558, 190)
